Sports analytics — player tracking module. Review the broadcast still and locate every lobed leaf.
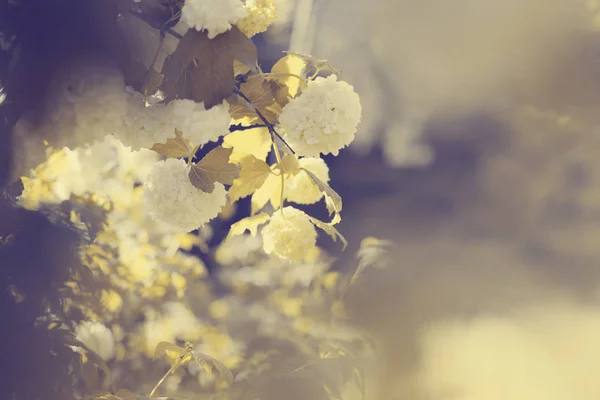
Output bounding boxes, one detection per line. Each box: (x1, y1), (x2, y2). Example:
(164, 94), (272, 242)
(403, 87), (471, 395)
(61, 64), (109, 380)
(192, 351), (234, 386)
(189, 147), (241, 193)
(270, 53), (307, 101)
(301, 168), (343, 215)
(227, 212), (270, 238)
(228, 155), (272, 202)
(150, 129), (194, 158)
(160, 26), (257, 108)
(309, 214), (348, 250)
(222, 127), (272, 163)
(229, 75), (282, 125)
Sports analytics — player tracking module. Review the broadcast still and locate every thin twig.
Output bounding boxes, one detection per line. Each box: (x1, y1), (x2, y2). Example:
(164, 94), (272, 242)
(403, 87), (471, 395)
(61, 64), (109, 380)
(232, 86), (295, 155)
(229, 123), (267, 132)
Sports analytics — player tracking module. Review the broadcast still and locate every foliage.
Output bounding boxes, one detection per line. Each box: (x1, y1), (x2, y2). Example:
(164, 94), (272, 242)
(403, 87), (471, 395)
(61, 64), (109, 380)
(3, 1), (377, 399)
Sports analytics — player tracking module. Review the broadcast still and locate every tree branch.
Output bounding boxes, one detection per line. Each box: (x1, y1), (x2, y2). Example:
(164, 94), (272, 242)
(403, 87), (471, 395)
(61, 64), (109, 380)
(232, 86), (295, 155)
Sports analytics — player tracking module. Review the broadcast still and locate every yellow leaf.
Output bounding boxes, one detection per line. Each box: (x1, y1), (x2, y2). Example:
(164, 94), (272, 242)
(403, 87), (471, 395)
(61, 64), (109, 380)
(154, 341), (184, 360)
(227, 212), (270, 238)
(228, 155), (272, 202)
(309, 215), (347, 250)
(250, 171), (281, 213)
(233, 59), (250, 77)
(302, 168), (342, 215)
(229, 75), (282, 124)
(151, 129), (194, 158)
(223, 127), (272, 163)
(274, 154), (300, 175)
(352, 236), (392, 283)
(271, 53), (307, 99)
(189, 147), (241, 193)
(191, 350), (234, 386)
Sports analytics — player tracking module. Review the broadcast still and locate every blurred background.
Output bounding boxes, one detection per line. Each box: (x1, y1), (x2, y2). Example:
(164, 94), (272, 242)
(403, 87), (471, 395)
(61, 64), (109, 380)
(5, 0), (600, 398)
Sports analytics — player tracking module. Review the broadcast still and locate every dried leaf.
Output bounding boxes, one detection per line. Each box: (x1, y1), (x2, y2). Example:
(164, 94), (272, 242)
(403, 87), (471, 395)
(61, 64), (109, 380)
(227, 212), (270, 238)
(161, 26), (257, 108)
(223, 127), (272, 163)
(301, 168), (343, 215)
(189, 147), (241, 193)
(151, 129), (193, 158)
(229, 155), (272, 202)
(229, 75), (282, 124)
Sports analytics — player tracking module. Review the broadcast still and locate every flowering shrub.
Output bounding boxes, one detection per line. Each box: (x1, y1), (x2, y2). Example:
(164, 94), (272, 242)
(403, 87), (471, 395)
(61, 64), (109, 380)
(6, 1), (376, 399)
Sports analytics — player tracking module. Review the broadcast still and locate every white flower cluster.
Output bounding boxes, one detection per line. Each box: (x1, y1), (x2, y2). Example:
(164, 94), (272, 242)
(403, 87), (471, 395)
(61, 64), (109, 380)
(279, 75), (362, 157)
(181, 0), (248, 39)
(143, 302), (205, 356)
(143, 159), (227, 233)
(125, 98), (231, 150)
(74, 321), (116, 361)
(285, 157), (330, 204)
(19, 135), (159, 209)
(261, 206), (317, 261)
(12, 64), (232, 178)
(237, 0), (277, 37)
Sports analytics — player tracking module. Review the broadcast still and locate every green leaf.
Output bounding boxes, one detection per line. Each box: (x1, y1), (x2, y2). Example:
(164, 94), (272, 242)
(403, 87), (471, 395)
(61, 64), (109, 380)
(301, 168), (343, 215)
(150, 129), (194, 158)
(160, 26), (257, 108)
(189, 147), (241, 193)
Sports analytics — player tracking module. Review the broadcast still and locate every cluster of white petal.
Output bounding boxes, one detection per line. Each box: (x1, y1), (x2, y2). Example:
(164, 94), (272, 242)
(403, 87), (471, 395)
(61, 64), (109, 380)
(279, 75), (362, 157)
(143, 302), (205, 356)
(12, 63), (231, 178)
(125, 98), (231, 150)
(19, 135), (160, 209)
(261, 206), (317, 261)
(181, 0), (248, 39)
(74, 321), (116, 361)
(285, 157), (330, 204)
(237, 0), (277, 37)
(143, 159), (227, 233)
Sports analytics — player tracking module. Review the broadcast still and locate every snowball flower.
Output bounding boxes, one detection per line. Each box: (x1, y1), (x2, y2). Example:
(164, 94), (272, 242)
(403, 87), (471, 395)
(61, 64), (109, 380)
(181, 0), (248, 39)
(166, 99), (231, 146)
(74, 321), (116, 361)
(286, 157), (330, 204)
(237, 0), (277, 37)
(261, 206), (317, 261)
(279, 75), (362, 157)
(143, 158), (227, 232)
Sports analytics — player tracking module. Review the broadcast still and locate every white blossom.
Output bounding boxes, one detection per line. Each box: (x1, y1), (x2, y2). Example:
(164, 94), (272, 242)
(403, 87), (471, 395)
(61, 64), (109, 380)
(125, 99), (231, 150)
(143, 158), (227, 233)
(285, 157), (330, 204)
(279, 75), (362, 157)
(237, 0), (277, 37)
(181, 0), (248, 39)
(261, 206), (317, 261)
(74, 321), (116, 361)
